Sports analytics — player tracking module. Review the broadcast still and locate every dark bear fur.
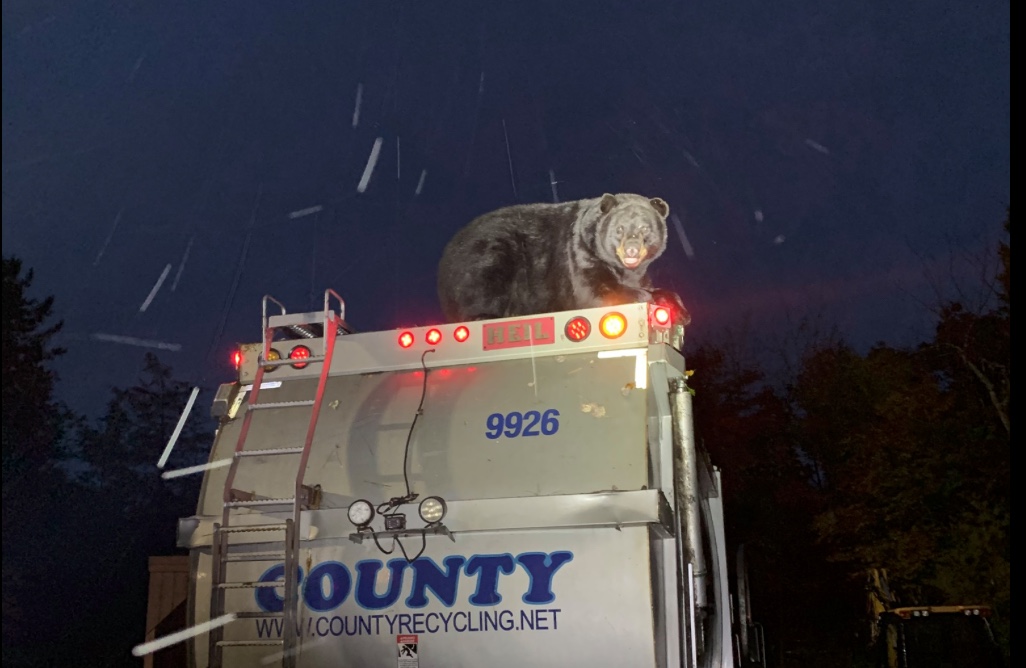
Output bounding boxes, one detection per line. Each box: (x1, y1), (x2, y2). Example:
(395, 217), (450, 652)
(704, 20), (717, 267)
(438, 193), (687, 323)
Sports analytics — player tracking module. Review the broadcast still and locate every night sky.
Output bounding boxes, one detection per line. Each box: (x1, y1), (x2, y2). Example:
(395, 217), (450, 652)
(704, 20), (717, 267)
(2, 0), (1010, 417)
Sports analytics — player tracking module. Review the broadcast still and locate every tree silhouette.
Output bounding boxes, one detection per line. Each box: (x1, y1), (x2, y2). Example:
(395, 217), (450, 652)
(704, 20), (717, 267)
(688, 343), (858, 664)
(43, 354), (213, 666)
(78, 352), (210, 514)
(1, 256), (68, 509)
(1, 257), (74, 664)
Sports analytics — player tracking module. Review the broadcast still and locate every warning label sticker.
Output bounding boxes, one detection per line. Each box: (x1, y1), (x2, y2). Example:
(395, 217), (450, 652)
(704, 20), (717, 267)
(397, 634), (419, 668)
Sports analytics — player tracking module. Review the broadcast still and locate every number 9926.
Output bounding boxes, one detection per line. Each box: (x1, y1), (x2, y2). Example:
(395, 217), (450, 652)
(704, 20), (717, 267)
(485, 409), (560, 439)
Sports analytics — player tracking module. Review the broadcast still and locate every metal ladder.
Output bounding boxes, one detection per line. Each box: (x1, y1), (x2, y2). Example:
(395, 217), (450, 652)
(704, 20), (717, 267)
(208, 289), (346, 668)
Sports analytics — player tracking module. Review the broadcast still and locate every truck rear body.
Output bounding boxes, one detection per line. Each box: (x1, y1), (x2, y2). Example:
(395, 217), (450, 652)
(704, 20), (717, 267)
(177, 296), (737, 667)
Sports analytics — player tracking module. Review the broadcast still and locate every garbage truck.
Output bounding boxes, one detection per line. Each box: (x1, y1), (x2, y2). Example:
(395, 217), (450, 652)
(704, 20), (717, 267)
(865, 569), (1002, 668)
(169, 288), (765, 667)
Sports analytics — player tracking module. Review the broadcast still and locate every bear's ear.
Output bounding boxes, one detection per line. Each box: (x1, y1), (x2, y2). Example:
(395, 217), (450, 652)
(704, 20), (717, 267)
(649, 197), (669, 218)
(599, 193), (618, 214)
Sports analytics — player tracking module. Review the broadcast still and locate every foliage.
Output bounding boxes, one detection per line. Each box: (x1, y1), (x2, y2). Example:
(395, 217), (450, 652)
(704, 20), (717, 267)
(792, 344), (960, 592)
(2, 259), (213, 666)
(920, 210), (1010, 649)
(1, 256), (68, 508)
(688, 343), (858, 662)
(77, 352), (210, 516)
(33, 353), (212, 666)
(787, 213), (1010, 659)
(1, 256), (73, 663)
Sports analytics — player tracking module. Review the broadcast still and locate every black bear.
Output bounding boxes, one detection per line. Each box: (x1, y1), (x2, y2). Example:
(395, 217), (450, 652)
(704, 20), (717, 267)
(437, 193), (689, 323)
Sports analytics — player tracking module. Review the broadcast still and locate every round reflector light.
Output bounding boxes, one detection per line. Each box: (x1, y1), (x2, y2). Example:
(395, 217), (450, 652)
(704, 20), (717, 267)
(264, 348), (282, 372)
(418, 496), (447, 524)
(565, 316), (591, 342)
(653, 306), (671, 326)
(398, 331), (415, 349)
(426, 328), (442, 345)
(289, 345), (311, 369)
(347, 499), (375, 527)
(453, 325), (470, 342)
(599, 312), (627, 339)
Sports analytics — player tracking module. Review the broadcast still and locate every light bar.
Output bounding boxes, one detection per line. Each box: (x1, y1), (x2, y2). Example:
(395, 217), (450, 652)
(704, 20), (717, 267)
(236, 303), (661, 383)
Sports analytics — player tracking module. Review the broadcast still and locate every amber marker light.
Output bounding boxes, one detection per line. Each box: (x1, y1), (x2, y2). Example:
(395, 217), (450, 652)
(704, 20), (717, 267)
(599, 312), (627, 339)
(264, 348), (282, 372)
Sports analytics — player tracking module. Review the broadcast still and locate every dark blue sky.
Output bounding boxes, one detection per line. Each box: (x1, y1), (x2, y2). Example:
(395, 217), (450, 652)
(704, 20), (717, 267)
(3, 0), (1010, 416)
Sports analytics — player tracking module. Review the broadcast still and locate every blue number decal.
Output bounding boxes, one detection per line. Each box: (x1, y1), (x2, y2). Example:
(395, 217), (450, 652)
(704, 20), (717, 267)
(504, 411), (524, 438)
(485, 409), (561, 439)
(522, 411), (541, 436)
(485, 413), (504, 440)
(541, 409), (560, 435)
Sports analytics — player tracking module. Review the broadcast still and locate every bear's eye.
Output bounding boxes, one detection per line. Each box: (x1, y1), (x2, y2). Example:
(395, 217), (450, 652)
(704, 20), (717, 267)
(641, 226), (649, 235)
(616, 225), (624, 235)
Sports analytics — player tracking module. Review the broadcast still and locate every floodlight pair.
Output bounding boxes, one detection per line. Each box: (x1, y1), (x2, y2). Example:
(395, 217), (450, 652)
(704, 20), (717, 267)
(347, 496), (447, 528)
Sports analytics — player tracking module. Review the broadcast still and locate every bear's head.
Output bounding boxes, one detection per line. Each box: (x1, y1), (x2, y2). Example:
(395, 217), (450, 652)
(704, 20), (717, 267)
(592, 193), (670, 271)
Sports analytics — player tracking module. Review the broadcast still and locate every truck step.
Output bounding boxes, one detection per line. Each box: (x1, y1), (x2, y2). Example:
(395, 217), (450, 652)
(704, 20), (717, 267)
(217, 639), (284, 647)
(226, 497), (295, 508)
(236, 447), (305, 457)
(248, 400), (315, 410)
(217, 581), (284, 589)
(218, 523), (287, 534)
(222, 551), (286, 563)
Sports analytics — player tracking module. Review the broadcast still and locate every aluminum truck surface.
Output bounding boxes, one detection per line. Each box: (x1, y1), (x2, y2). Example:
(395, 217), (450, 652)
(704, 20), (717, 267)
(176, 291), (746, 667)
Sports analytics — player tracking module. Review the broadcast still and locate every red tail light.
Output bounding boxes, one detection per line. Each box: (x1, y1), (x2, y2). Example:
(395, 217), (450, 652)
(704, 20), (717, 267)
(289, 345), (311, 369)
(232, 350), (243, 369)
(398, 331), (415, 349)
(426, 328), (442, 345)
(565, 316), (591, 342)
(453, 325), (470, 342)
(652, 306), (671, 326)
